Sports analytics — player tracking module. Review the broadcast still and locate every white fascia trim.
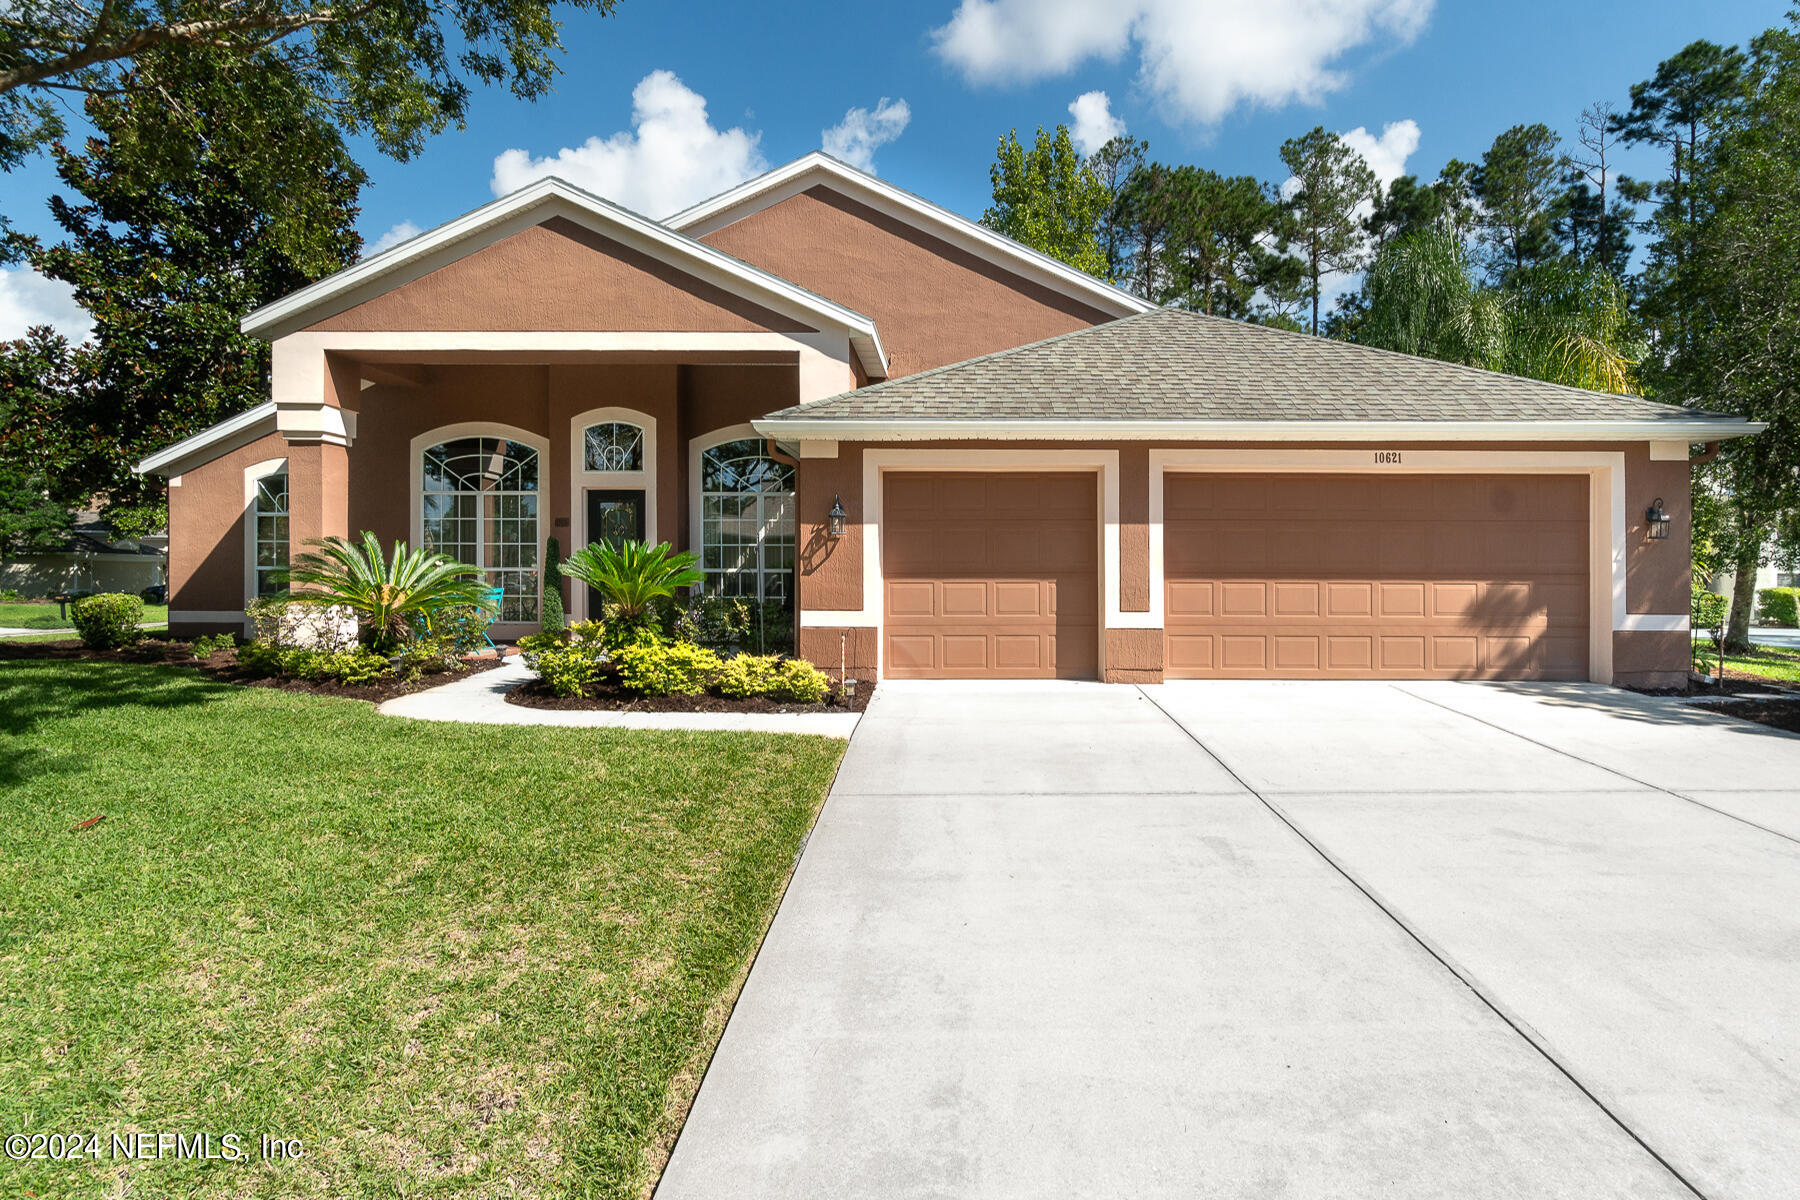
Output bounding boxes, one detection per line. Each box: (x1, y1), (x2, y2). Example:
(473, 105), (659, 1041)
(569, 406), (658, 623)
(667, 152), (1154, 319)
(1618, 614), (1691, 632)
(753, 418), (1767, 443)
(240, 175), (888, 379)
(795, 448), (1125, 680)
(135, 401), (278, 475)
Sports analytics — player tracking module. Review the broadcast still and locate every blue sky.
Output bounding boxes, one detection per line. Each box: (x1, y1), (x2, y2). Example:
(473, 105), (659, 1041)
(1, 0), (1785, 337)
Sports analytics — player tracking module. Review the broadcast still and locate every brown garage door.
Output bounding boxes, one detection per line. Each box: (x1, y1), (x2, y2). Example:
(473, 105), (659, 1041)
(1164, 473), (1589, 680)
(883, 472), (1098, 679)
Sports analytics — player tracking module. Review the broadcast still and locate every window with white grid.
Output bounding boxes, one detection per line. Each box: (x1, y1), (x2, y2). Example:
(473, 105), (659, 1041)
(700, 439), (794, 604)
(582, 422), (644, 472)
(420, 437), (540, 622)
(252, 474), (288, 597)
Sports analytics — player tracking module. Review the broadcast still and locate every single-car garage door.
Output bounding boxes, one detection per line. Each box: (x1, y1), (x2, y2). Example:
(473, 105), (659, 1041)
(1164, 473), (1589, 680)
(883, 472), (1098, 679)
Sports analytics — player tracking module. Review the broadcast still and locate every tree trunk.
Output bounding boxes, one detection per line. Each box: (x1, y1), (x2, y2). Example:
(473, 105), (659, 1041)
(1726, 534), (1761, 652)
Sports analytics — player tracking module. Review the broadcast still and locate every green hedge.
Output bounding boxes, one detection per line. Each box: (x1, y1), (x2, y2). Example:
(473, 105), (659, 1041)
(70, 592), (144, 650)
(1757, 587), (1799, 627)
(1692, 588), (1730, 633)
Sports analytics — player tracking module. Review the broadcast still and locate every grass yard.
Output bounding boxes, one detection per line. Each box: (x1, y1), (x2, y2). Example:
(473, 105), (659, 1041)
(0, 600), (170, 629)
(0, 659), (845, 1198)
(0, 625), (170, 643)
(1693, 640), (1800, 684)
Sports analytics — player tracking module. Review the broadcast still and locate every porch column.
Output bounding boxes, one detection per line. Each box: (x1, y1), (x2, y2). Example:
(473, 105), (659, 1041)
(286, 440), (350, 561)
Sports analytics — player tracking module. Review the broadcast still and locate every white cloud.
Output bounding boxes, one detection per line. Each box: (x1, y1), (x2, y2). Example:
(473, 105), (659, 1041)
(932, 0), (1434, 126)
(823, 98), (911, 172)
(367, 220), (422, 256)
(491, 70), (766, 218)
(1067, 90), (1125, 156)
(0, 266), (92, 343)
(1339, 118), (1421, 187)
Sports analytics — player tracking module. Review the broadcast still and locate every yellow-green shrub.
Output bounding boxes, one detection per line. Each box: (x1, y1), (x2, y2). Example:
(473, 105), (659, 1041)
(715, 654), (781, 698)
(534, 643), (603, 697)
(769, 658), (830, 703)
(615, 641), (720, 696)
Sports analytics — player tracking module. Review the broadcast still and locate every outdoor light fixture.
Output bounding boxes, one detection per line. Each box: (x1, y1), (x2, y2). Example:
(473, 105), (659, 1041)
(1646, 497), (1672, 540)
(827, 494), (848, 538)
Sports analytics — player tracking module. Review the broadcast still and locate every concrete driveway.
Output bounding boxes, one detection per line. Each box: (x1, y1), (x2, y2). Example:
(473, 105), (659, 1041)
(657, 681), (1800, 1200)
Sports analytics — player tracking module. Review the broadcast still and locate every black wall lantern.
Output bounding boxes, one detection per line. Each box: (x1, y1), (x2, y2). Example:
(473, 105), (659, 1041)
(827, 493), (848, 538)
(1645, 497), (1672, 540)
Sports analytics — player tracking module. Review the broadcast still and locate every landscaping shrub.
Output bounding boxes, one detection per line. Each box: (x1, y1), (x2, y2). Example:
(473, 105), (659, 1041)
(769, 658), (830, 703)
(560, 540), (702, 634)
(246, 593), (359, 652)
(321, 648), (392, 686)
(516, 630), (567, 669)
(684, 595), (794, 654)
(0, 588), (23, 602)
(615, 641), (720, 696)
(715, 653), (781, 698)
(600, 608), (662, 657)
(393, 631), (461, 680)
(279, 531), (493, 652)
(1692, 587), (1731, 637)
(542, 537), (566, 634)
(70, 592), (143, 649)
(1757, 587), (1799, 628)
(533, 643), (603, 697)
(190, 633), (236, 659)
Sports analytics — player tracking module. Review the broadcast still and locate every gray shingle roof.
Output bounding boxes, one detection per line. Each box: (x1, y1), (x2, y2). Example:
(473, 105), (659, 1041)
(760, 308), (1737, 427)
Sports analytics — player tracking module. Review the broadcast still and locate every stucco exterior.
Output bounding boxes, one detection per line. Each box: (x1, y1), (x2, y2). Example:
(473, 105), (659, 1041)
(145, 153), (1739, 690)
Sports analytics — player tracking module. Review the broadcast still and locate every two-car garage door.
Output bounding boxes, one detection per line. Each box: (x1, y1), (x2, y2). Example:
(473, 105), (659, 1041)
(1164, 473), (1590, 679)
(876, 470), (1590, 681)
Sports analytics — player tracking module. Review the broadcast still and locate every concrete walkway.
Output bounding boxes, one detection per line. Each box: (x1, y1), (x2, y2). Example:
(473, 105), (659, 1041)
(377, 655), (861, 737)
(659, 680), (1800, 1199)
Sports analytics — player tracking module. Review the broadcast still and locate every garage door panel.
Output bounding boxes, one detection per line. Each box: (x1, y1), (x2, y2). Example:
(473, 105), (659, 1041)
(883, 472), (1097, 679)
(1165, 473), (1589, 680)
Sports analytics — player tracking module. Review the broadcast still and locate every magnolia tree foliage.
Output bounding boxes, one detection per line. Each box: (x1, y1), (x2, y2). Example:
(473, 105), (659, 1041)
(0, 0), (619, 173)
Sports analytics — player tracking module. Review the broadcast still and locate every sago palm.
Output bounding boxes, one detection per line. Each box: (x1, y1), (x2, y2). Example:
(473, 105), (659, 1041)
(276, 531), (495, 652)
(560, 539), (703, 623)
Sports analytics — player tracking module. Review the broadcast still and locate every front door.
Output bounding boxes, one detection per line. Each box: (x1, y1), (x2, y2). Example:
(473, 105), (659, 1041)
(585, 489), (646, 615)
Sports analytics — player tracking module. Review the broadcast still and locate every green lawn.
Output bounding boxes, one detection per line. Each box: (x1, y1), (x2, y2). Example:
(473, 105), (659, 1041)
(0, 600), (170, 629)
(0, 625), (170, 643)
(0, 659), (844, 1198)
(1694, 639), (1800, 684)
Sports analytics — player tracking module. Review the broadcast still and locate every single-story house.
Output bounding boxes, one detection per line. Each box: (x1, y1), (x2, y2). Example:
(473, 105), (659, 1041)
(136, 152), (1762, 687)
(0, 505), (167, 599)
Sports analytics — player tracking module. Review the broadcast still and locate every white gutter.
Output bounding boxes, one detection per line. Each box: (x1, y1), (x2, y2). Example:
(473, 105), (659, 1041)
(751, 417), (1768, 443)
(135, 401), (279, 474)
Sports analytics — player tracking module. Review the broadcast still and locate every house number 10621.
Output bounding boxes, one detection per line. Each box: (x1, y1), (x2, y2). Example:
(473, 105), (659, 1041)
(1373, 451), (1404, 464)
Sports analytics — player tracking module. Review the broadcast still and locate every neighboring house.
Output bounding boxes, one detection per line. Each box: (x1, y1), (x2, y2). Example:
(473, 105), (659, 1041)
(135, 153), (1761, 688)
(0, 505), (167, 599)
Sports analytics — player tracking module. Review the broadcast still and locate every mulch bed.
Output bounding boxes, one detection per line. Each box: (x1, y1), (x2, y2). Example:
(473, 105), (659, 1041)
(0, 634), (507, 704)
(506, 670), (871, 715)
(1625, 669), (1800, 736)
(1704, 700), (1800, 736)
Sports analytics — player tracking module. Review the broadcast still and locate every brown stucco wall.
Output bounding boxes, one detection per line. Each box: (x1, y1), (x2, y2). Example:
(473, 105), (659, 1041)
(166, 432), (289, 628)
(697, 186), (1117, 377)
(307, 218), (813, 335)
(793, 438), (1697, 684)
(1614, 631), (1690, 689)
(800, 626), (878, 684)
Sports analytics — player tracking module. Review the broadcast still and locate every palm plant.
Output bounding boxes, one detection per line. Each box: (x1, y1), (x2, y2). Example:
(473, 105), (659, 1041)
(1359, 229), (1641, 394)
(275, 531), (495, 652)
(560, 539), (703, 625)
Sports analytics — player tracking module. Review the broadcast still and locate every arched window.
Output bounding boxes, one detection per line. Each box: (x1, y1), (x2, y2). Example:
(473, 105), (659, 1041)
(700, 438), (795, 603)
(582, 421), (645, 472)
(252, 473), (288, 597)
(421, 436), (540, 621)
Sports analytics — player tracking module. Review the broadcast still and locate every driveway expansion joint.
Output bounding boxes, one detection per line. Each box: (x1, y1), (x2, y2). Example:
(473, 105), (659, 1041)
(1133, 684), (1712, 1200)
(1391, 684), (1800, 849)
